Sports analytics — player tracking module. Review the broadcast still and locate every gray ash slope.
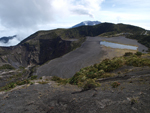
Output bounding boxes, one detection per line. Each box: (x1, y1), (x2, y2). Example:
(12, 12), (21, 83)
(36, 36), (148, 78)
(0, 65), (150, 113)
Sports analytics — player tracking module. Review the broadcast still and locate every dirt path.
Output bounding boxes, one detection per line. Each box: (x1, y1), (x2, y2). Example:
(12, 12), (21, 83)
(36, 36), (148, 78)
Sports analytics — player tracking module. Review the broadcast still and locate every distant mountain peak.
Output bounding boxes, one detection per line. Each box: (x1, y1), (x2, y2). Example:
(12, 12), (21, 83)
(72, 21), (101, 28)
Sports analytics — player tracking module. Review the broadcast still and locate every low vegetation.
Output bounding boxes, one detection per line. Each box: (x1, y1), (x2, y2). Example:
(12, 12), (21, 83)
(38, 81), (49, 84)
(0, 79), (31, 91)
(127, 35), (150, 49)
(0, 64), (15, 70)
(111, 81), (120, 88)
(51, 52), (150, 90)
(30, 75), (37, 80)
(1, 52), (149, 91)
(51, 76), (69, 85)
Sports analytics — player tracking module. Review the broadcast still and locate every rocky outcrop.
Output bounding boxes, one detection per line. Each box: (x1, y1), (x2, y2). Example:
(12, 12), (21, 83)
(0, 22), (147, 68)
(0, 31), (84, 68)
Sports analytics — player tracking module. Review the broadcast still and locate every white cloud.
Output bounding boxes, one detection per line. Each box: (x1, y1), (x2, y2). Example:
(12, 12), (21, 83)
(0, 0), (150, 46)
(0, 0), (104, 46)
(112, 0), (150, 7)
(0, 37), (20, 47)
(52, 0), (104, 18)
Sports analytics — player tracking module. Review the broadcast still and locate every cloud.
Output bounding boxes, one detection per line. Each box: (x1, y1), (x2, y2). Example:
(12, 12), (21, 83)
(0, 0), (104, 29)
(52, 0), (104, 18)
(0, 0), (55, 29)
(0, 37), (20, 47)
(0, 0), (104, 46)
(112, 0), (150, 7)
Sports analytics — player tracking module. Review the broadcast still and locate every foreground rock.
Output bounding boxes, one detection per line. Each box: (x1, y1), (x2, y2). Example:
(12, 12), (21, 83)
(0, 66), (150, 113)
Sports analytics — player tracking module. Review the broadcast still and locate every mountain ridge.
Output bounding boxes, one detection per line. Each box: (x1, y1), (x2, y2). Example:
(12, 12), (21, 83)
(72, 20), (101, 28)
(0, 22), (149, 68)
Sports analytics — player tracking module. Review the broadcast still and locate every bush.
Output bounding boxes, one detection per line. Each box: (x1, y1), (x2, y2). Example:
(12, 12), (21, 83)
(0, 79), (31, 91)
(16, 79), (30, 85)
(135, 51), (142, 57)
(81, 79), (100, 91)
(126, 57), (150, 67)
(50, 54), (150, 90)
(98, 58), (124, 72)
(111, 81), (120, 88)
(0, 82), (16, 91)
(124, 52), (133, 57)
(69, 73), (80, 85)
(51, 76), (61, 81)
(130, 97), (138, 105)
(0, 64), (15, 70)
(31, 75), (37, 80)
(51, 76), (69, 85)
(38, 81), (49, 84)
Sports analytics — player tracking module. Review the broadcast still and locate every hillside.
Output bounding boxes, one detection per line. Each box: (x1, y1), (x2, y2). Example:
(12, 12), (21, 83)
(0, 22), (147, 68)
(0, 22), (150, 113)
(0, 53), (150, 113)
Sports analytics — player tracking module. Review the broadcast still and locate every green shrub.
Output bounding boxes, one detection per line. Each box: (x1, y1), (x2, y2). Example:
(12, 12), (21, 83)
(126, 57), (150, 67)
(124, 52), (133, 57)
(31, 75), (37, 80)
(0, 82), (16, 91)
(38, 81), (49, 84)
(111, 81), (120, 88)
(69, 73), (79, 85)
(0, 79), (31, 91)
(19, 66), (25, 69)
(135, 51), (142, 57)
(16, 79), (30, 85)
(81, 79), (100, 91)
(130, 97), (138, 104)
(0, 64), (15, 70)
(51, 76), (61, 81)
(50, 54), (150, 89)
(51, 76), (69, 85)
(98, 58), (124, 72)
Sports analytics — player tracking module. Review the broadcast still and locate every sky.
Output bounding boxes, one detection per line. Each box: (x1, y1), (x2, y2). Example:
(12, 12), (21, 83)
(0, 0), (150, 46)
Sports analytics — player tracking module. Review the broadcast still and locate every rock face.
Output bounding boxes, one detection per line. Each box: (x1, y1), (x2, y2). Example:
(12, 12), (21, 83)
(0, 32), (82, 68)
(0, 22), (146, 68)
